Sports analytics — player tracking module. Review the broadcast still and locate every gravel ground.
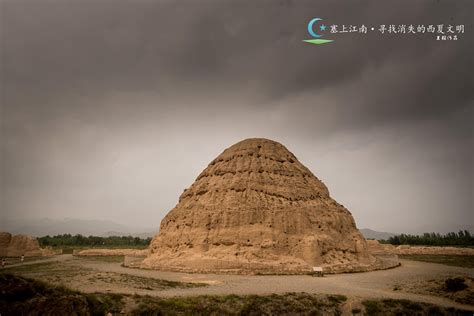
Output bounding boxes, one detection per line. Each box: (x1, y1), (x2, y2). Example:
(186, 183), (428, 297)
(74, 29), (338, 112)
(4, 254), (474, 311)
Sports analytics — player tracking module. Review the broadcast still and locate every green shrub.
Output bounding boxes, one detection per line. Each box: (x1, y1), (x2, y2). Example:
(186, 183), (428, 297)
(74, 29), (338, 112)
(445, 278), (468, 292)
(362, 300), (381, 315)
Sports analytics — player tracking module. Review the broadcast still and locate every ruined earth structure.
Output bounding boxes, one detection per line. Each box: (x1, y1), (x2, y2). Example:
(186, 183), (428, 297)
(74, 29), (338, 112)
(144, 138), (397, 274)
(0, 232), (55, 257)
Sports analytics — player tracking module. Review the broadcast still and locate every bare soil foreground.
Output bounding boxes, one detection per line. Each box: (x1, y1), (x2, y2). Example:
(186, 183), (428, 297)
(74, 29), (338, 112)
(2, 254), (473, 315)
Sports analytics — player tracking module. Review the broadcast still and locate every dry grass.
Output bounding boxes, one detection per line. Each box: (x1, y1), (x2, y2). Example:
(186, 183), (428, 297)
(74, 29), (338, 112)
(362, 298), (469, 316)
(399, 254), (474, 268)
(88, 272), (206, 290)
(1, 274), (471, 316)
(393, 276), (474, 306)
(131, 293), (347, 316)
(3, 258), (206, 292)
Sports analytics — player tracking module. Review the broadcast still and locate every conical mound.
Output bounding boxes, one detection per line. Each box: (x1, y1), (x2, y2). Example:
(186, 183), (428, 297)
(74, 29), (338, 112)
(144, 138), (384, 274)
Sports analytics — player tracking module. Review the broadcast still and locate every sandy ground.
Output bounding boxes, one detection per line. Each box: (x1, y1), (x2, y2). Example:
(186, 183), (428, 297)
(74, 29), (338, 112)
(4, 254), (474, 312)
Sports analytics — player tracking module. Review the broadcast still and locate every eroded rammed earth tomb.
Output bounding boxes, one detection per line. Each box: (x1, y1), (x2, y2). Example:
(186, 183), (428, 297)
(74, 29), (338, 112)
(0, 232), (55, 257)
(143, 138), (396, 274)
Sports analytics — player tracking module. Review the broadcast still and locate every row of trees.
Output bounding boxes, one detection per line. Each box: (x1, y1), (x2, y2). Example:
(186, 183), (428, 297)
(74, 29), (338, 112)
(37, 231), (474, 248)
(38, 234), (152, 247)
(381, 230), (474, 246)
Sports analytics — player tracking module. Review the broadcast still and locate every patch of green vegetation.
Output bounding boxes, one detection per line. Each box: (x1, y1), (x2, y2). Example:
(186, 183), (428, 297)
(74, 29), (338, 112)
(441, 277), (473, 305)
(0, 274), (123, 316)
(362, 300), (381, 315)
(445, 277), (468, 292)
(2, 274), (472, 316)
(39, 234), (151, 248)
(384, 230), (474, 246)
(362, 298), (469, 316)
(400, 276), (473, 306)
(327, 294), (347, 304)
(131, 292), (345, 316)
(399, 254), (474, 268)
(84, 292), (124, 316)
(383, 298), (423, 311)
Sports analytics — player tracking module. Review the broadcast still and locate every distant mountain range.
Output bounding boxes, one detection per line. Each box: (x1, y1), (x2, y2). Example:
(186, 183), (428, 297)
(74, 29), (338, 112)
(0, 218), (158, 238)
(360, 228), (397, 240)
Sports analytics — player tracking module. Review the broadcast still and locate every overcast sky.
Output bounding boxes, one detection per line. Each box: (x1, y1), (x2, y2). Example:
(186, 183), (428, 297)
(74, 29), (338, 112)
(1, 0), (472, 234)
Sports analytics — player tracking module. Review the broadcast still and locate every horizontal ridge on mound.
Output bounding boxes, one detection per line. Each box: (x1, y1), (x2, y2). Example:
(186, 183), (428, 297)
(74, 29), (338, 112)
(142, 138), (398, 274)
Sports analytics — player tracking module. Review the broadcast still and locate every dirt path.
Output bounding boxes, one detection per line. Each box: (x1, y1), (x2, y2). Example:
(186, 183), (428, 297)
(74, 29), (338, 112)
(5, 255), (474, 311)
(3, 254), (74, 268)
(78, 257), (474, 311)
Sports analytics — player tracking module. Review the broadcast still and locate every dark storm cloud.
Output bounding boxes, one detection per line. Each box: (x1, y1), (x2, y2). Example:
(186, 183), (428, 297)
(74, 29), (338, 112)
(3, 1), (472, 126)
(1, 0), (472, 232)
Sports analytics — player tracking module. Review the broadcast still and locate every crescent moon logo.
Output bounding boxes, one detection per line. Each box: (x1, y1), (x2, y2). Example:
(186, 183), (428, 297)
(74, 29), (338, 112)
(303, 17), (334, 45)
(308, 18), (323, 38)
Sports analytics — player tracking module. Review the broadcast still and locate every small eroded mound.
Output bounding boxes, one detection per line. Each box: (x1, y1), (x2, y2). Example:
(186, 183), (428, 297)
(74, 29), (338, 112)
(0, 232), (55, 257)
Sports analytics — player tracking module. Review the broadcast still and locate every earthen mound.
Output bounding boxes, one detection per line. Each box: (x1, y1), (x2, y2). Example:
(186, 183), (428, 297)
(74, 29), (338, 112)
(0, 232), (55, 257)
(143, 138), (398, 274)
